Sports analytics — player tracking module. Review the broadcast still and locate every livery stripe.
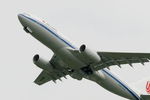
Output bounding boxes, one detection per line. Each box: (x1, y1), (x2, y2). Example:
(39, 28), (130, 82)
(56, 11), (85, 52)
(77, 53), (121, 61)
(102, 69), (140, 100)
(20, 14), (76, 49)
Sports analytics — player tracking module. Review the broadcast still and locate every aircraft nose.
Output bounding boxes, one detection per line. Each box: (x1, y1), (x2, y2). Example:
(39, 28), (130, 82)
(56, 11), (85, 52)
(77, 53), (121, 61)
(18, 14), (23, 25)
(18, 13), (30, 27)
(18, 13), (33, 33)
(18, 14), (22, 19)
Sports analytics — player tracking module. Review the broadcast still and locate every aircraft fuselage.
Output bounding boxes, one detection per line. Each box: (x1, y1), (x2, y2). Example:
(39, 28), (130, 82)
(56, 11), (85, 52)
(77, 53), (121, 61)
(18, 13), (141, 100)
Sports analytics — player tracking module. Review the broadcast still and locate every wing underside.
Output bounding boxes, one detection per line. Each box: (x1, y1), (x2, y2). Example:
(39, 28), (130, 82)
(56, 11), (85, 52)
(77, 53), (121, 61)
(94, 52), (150, 70)
(34, 70), (52, 85)
(34, 70), (67, 85)
(34, 55), (68, 85)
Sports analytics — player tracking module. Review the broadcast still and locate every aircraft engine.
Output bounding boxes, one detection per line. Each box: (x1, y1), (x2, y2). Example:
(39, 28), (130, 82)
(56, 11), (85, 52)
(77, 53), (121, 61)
(79, 44), (101, 64)
(33, 54), (53, 72)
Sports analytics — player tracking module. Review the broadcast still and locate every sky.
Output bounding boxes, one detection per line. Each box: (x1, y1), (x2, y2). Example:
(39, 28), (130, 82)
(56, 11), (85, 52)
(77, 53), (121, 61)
(1, 0), (150, 100)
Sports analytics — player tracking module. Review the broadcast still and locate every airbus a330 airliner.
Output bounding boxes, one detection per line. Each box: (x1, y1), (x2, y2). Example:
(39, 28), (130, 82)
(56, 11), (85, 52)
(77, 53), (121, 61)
(18, 13), (150, 100)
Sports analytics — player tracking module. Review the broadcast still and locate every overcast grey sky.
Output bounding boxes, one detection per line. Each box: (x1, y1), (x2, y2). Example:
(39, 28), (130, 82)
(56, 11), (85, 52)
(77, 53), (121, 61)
(1, 0), (150, 100)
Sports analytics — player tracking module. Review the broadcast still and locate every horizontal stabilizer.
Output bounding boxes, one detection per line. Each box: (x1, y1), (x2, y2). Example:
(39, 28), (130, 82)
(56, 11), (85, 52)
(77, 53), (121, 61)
(140, 95), (150, 100)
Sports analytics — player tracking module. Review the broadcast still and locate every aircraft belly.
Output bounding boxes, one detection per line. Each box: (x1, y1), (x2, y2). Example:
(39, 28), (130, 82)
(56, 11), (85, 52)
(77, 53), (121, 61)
(56, 47), (85, 69)
(85, 69), (139, 100)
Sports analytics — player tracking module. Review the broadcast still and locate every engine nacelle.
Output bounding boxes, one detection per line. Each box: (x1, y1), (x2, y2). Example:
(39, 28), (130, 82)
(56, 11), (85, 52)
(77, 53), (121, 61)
(79, 44), (101, 64)
(33, 54), (53, 72)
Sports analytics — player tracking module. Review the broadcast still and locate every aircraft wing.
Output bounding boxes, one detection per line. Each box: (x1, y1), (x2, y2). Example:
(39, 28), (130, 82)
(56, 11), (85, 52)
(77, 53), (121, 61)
(34, 70), (68, 85)
(34, 70), (52, 85)
(34, 55), (68, 85)
(34, 69), (68, 85)
(94, 52), (150, 70)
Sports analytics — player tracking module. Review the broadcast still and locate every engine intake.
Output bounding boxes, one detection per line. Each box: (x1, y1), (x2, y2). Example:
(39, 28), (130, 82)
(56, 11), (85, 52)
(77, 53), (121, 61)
(80, 44), (86, 52)
(33, 54), (39, 62)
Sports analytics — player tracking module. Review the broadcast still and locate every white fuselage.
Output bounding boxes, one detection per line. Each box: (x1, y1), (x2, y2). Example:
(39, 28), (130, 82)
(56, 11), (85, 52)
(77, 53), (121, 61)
(18, 13), (141, 100)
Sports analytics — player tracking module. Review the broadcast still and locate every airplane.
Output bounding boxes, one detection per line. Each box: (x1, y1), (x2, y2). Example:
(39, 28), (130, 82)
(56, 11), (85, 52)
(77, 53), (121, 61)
(18, 13), (150, 100)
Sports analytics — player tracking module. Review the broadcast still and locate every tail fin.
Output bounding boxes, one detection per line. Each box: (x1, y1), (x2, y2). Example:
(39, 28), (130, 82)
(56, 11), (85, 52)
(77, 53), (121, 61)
(140, 95), (150, 100)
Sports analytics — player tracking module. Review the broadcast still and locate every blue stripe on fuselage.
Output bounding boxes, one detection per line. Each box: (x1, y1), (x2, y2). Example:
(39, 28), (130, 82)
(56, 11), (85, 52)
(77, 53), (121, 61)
(21, 14), (140, 100)
(102, 69), (140, 100)
(20, 14), (76, 49)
